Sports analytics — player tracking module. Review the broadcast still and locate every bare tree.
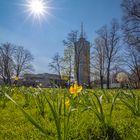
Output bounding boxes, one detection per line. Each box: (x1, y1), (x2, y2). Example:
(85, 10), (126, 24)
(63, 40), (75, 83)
(0, 42), (34, 86)
(97, 20), (120, 89)
(124, 45), (140, 87)
(49, 53), (63, 81)
(121, 0), (140, 51)
(13, 46), (34, 77)
(63, 31), (78, 86)
(92, 37), (106, 89)
(130, 65), (140, 88)
(0, 43), (15, 85)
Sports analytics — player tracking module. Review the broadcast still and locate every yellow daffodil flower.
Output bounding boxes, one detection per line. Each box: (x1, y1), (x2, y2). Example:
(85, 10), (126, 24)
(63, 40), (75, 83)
(65, 100), (70, 109)
(14, 76), (19, 81)
(69, 83), (82, 97)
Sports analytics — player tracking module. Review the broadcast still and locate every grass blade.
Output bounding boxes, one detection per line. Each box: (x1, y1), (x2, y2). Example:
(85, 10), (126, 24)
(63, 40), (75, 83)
(4, 93), (49, 138)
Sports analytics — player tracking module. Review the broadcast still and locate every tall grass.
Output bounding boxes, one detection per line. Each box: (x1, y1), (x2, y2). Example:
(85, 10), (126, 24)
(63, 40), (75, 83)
(2, 87), (140, 140)
(78, 90), (121, 139)
(4, 88), (73, 140)
(5, 93), (49, 139)
(0, 86), (14, 108)
(120, 90), (140, 116)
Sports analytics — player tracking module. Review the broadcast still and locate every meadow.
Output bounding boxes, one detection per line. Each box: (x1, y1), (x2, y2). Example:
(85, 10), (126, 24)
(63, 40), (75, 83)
(0, 85), (140, 140)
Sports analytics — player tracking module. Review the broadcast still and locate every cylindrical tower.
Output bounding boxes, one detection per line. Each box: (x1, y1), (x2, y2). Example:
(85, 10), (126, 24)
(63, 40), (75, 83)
(74, 25), (90, 86)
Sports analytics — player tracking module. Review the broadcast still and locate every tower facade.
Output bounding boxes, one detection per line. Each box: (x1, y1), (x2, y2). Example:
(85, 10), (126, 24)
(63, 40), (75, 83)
(74, 26), (90, 86)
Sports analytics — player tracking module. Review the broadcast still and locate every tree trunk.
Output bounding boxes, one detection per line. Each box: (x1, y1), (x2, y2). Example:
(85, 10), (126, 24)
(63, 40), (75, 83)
(76, 67), (79, 85)
(106, 62), (110, 89)
(100, 75), (104, 89)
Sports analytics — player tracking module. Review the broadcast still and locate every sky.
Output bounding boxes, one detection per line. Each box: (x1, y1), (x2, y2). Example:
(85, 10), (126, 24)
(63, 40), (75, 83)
(0, 0), (123, 74)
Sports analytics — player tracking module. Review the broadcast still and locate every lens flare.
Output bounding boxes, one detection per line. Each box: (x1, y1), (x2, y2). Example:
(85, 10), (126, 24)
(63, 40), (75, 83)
(27, 0), (47, 17)
(23, 0), (52, 23)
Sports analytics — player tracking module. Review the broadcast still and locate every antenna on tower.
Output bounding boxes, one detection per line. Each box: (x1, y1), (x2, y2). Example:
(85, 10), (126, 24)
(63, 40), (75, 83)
(80, 22), (84, 38)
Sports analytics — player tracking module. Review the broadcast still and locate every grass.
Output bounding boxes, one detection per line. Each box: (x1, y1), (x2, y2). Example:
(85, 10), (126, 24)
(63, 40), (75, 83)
(0, 86), (140, 140)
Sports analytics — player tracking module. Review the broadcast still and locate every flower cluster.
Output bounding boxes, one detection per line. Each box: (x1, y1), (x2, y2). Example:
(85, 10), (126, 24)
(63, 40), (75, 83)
(14, 76), (19, 81)
(65, 82), (83, 109)
(69, 83), (83, 97)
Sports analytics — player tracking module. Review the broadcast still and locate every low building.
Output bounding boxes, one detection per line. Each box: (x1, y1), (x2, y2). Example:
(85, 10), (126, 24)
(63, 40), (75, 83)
(21, 73), (67, 87)
(0, 73), (68, 87)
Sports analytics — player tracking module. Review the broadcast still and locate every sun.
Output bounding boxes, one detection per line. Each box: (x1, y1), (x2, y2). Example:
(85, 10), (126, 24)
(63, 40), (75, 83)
(27, 0), (47, 17)
(23, 0), (51, 23)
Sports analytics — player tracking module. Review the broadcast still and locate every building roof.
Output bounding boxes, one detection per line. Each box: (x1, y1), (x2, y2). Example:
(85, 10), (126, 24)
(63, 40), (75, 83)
(24, 73), (60, 80)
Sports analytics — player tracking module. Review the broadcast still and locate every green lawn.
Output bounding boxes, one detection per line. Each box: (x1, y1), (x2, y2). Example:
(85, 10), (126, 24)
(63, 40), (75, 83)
(0, 86), (140, 140)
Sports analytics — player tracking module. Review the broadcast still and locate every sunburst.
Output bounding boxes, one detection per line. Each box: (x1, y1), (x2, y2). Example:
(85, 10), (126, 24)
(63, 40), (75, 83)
(22, 0), (51, 23)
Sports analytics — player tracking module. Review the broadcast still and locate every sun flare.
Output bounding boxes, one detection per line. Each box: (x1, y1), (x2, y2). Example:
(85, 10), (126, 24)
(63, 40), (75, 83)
(24, 0), (50, 23)
(28, 0), (46, 16)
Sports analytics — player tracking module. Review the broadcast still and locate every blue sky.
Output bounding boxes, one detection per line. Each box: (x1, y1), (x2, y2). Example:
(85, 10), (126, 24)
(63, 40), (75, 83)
(0, 0), (122, 73)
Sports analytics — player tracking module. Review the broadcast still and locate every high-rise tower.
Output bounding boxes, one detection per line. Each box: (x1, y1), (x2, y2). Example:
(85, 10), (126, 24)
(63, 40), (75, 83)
(74, 24), (90, 86)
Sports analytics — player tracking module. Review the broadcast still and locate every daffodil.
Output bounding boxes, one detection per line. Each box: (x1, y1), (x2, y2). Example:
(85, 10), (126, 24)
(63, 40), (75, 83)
(14, 76), (19, 81)
(65, 100), (70, 109)
(69, 83), (82, 97)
